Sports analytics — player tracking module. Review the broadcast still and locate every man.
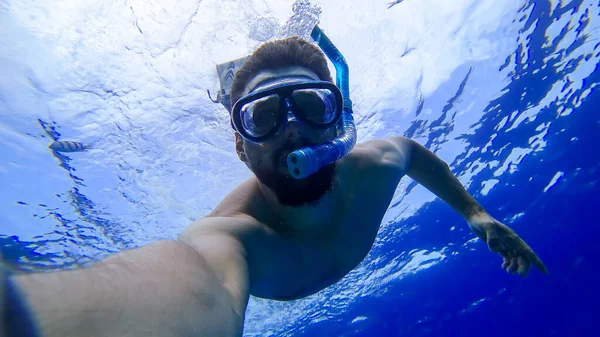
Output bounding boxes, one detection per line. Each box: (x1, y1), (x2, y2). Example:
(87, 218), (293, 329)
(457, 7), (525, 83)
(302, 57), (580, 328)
(8, 36), (546, 337)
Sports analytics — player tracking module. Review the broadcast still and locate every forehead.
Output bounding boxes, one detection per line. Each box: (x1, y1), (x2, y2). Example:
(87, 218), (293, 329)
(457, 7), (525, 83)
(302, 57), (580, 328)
(242, 66), (320, 96)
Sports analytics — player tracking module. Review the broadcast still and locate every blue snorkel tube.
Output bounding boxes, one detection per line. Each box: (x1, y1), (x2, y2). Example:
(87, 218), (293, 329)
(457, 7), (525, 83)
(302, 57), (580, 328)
(287, 25), (357, 179)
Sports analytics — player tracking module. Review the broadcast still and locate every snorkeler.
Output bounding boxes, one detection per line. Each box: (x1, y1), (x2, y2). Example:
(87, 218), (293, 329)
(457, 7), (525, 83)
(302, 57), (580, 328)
(8, 26), (546, 337)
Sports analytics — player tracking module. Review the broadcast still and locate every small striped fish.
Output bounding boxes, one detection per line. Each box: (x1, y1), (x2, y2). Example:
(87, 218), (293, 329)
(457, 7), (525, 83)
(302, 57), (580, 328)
(387, 0), (405, 8)
(48, 141), (89, 153)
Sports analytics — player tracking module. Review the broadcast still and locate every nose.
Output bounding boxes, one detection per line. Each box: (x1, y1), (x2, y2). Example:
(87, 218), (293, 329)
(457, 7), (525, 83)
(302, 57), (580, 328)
(281, 98), (305, 142)
(284, 117), (304, 142)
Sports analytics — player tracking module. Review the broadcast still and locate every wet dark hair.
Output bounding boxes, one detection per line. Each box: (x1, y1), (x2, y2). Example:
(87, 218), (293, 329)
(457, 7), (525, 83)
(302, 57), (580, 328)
(230, 36), (333, 108)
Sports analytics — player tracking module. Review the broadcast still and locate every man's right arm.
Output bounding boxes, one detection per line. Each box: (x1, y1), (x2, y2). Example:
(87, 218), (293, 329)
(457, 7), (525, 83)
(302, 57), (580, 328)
(13, 237), (248, 337)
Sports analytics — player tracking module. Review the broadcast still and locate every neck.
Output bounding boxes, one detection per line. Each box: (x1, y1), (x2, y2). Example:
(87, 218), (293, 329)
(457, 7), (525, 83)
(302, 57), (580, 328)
(255, 177), (339, 239)
(256, 180), (284, 216)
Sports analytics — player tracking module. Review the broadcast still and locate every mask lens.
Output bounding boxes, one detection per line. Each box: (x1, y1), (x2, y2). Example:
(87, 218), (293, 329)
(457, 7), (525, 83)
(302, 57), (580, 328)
(292, 89), (338, 124)
(240, 94), (280, 137)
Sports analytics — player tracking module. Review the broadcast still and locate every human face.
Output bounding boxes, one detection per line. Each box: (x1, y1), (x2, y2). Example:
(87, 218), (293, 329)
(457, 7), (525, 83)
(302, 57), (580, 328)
(236, 67), (338, 206)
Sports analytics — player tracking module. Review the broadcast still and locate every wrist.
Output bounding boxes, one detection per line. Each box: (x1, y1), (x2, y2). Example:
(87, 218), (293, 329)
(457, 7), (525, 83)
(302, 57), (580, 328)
(463, 203), (486, 221)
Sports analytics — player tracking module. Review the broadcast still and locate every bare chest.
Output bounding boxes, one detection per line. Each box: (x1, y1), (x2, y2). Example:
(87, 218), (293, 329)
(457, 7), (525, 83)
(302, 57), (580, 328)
(253, 187), (388, 300)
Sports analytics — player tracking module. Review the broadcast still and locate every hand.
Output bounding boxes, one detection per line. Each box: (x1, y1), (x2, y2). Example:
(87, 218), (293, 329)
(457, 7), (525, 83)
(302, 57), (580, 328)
(467, 213), (548, 277)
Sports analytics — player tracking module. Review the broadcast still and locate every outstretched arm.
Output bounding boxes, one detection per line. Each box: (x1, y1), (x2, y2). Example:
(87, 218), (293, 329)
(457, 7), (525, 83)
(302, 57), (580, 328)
(384, 136), (547, 276)
(12, 237), (247, 337)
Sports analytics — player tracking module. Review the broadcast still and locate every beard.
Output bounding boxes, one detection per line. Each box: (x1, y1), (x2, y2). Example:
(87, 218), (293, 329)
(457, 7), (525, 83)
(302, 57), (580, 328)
(252, 142), (337, 207)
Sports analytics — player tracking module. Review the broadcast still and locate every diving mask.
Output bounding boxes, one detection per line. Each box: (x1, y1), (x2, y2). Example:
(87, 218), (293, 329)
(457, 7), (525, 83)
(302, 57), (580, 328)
(231, 79), (343, 143)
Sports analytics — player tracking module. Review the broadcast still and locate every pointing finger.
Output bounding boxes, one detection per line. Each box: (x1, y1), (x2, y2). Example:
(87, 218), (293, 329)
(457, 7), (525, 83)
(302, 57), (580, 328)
(528, 252), (548, 274)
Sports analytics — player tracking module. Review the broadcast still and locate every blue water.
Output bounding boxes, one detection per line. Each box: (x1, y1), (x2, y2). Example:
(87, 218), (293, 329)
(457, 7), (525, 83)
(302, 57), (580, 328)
(1, 0), (599, 336)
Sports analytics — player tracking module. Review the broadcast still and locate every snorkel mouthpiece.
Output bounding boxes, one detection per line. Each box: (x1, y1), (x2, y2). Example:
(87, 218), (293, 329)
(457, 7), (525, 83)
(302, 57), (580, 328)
(287, 148), (317, 179)
(287, 25), (357, 179)
(287, 113), (356, 179)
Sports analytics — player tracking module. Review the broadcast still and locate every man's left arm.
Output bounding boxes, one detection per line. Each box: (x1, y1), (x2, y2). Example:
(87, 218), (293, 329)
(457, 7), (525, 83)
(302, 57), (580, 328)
(382, 136), (547, 277)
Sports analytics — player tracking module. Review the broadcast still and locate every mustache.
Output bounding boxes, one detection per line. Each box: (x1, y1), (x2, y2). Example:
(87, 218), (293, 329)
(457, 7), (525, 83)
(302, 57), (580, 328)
(272, 139), (311, 162)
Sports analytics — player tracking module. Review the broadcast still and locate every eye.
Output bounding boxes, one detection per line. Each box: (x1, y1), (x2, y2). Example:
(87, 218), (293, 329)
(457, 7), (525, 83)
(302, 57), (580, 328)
(251, 96), (279, 124)
(292, 89), (337, 124)
(240, 94), (280, 136)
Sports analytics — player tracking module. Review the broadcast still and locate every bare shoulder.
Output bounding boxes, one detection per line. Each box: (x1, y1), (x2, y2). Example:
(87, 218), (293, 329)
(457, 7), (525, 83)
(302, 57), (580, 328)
(178, 214), (272, 320)
(180, 213), (274, 248)
(329, 138), (410, 210)
(341, 137), (410, 176)
(208, 177), (263, 218)
(180, 212), (313, 300)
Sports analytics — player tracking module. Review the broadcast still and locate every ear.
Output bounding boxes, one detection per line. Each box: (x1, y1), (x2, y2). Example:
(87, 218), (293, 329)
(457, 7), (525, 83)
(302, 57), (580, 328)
(234, 132), (249, 163)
